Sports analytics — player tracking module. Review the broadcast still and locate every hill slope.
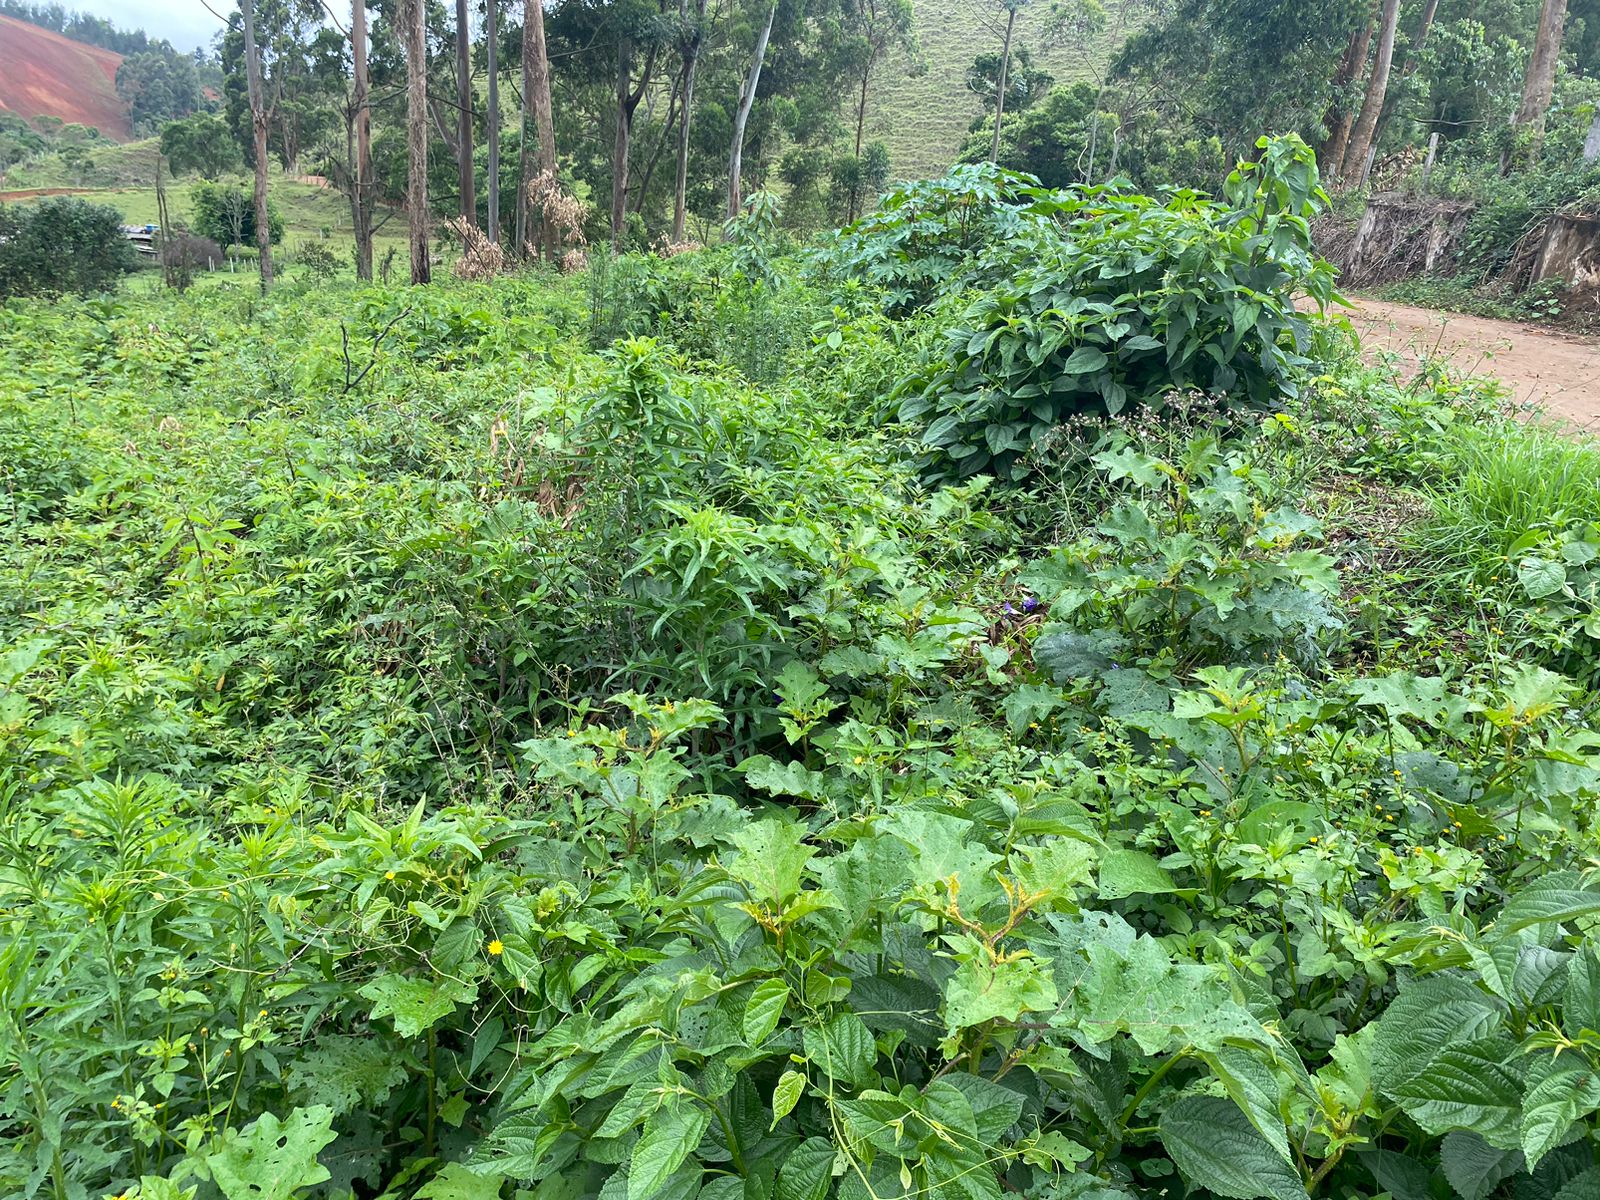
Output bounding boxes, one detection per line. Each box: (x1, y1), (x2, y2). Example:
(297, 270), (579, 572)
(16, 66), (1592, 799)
(865, 0), (1142, 180)
(0, 15), (130, 140)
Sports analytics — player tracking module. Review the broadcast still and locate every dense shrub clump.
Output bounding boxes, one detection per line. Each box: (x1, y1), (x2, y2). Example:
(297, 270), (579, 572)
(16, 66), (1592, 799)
(0, 197), (136, 298)
(825, 136), (1340, 481)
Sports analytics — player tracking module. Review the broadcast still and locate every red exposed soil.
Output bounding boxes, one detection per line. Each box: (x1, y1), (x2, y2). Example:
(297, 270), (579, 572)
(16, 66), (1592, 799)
(0, 15), (130, 141)
(0, 186), (96, 201)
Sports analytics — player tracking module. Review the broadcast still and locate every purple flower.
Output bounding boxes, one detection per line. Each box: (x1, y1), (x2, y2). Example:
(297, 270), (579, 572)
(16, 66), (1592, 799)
(1003, 602), (1017, 617)
(1021, 596), (1039, 613)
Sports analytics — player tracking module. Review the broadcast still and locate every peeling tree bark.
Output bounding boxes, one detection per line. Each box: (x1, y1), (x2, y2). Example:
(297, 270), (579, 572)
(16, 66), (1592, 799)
(1340, 0), (1400, 185)
(486, 0), (499, 242)
(351, 0), (374, 279)
(404, 0), (431, 284)
(456, 0), (476, 226)
(516, 0), (556, 256)
(240, 0), (273, 290)
(727, 0), (776, 219)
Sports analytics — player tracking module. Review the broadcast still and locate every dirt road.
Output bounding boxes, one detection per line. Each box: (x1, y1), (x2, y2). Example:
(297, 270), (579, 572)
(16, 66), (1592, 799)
(1347, 296), (1600, 430)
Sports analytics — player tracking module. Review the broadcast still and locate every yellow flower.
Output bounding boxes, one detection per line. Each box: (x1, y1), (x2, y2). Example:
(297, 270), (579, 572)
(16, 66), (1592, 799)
(487, 938), (505, 957)
(384, 870), (396, 880)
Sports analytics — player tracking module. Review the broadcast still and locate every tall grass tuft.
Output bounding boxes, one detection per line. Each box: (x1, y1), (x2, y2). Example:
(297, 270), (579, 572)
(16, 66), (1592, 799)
(1419, 419), (1600, 574)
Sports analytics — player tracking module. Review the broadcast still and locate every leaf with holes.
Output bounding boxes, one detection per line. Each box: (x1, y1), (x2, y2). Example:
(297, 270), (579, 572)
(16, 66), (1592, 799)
(204, 1106), (337, 1200)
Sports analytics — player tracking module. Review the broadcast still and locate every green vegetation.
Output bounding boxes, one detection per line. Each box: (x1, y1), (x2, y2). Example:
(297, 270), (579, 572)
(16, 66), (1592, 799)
(7, 138), (1600, 1200)
(0, 195), (136, 296)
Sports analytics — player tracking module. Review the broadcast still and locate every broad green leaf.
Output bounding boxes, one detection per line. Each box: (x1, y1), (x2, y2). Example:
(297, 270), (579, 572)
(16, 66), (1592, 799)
(880, 810), (1003, 907)
(416, 1163), (508, 1200)
(469, 1111), (567, 1179)
(1518, 557), (1568, 599)
(942, 1074), (1025, 1144)
(743, 979), (790, 1045)
(358, 973), (478, 1038)
(839, 1090), (921, 1156)
(726, 818), (813, 904)
(743, 756), (830, 800)
(771, 1069), (806, 1128)
(1356, 1148), (1434, 1200)
(1061, 926), (1264, 1055)
(135, 1180), (197, 1200)
(1063, 346), (1109, 374)
(1011, 838), (1097, 901)
(944, 953), (1058, 1035)
(1097, 848), (1177, 899)
(776, 1137), (837, 1200)
(1159, 1096), (1308, 1200)
(1498, 874), (1600, 933)
(205, 1106), (337, 1200)
(1554, 1167), (1600, 1200)
(1440, 1131), (1523, 1200)
(628, 1104), (711, 1200)
(1566, 946), (1600, 1036)
(1235, 801), (1320, 848)
(1202, 1047), (1291, 1164)
(1371, 975), (1504, 1093)
(1348, 674), (1449, 724)
(1317, 1024), (1376, 1113)
(285, 1036), (408, 1115)
(802, 1011), (877, 1087)
(1520, 1051), (1600, 1167)
(1387, 1038), (1524, 1148)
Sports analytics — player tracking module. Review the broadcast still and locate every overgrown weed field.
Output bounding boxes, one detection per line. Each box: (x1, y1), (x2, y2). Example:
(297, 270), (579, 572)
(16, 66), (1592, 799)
(6, 142), (1600, 1200)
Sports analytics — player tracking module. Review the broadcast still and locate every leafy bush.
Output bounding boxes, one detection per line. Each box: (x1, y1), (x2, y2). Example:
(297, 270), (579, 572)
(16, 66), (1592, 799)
(290, 239), (342, 282)
(818, 161), (1056, 313)
(0, 197), (136, 298)
(892, 136), (1341, 482)
(1024, 433), (1343, 672)
(189, 180), (285, 249)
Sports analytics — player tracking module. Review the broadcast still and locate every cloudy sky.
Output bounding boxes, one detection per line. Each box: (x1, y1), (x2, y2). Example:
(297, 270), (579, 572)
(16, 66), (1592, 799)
(69, 0), (231, 54)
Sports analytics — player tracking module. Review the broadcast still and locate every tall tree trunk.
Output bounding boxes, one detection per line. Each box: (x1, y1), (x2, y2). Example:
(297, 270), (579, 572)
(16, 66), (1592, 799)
(404, 0), (431, 284)
(1369, 0), (1441, 161)
(989, 4), (1016, 163)
(1321, 4), (1375, 175)
(637, 75), (682, 213)
(456, 0), (476, 225)
(846, 64), (872, 220)
(1515, 0), (1569, 133)
(727, 0), (776, 218)
(352, 0), (374, 279)
(486, 0), (499, 242)
(240, 0), (273, 290)
(609, 42), (658, 240)
(611, 37), (633, 240)
(672, 0), (706, 242)
(516, 0), (556, 256)
(1340, 0), (1401, 185)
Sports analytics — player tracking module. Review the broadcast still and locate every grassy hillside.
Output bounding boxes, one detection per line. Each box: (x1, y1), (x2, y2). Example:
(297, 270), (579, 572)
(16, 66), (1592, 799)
(865, 0), (1144, 180)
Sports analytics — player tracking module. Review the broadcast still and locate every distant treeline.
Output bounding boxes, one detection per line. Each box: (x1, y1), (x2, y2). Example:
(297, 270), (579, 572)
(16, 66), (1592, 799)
(0, 0), (181, 56)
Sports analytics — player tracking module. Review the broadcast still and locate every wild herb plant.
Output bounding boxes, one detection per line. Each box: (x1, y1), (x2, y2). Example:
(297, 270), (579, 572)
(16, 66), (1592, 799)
(4, 141), (1600, 1200)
